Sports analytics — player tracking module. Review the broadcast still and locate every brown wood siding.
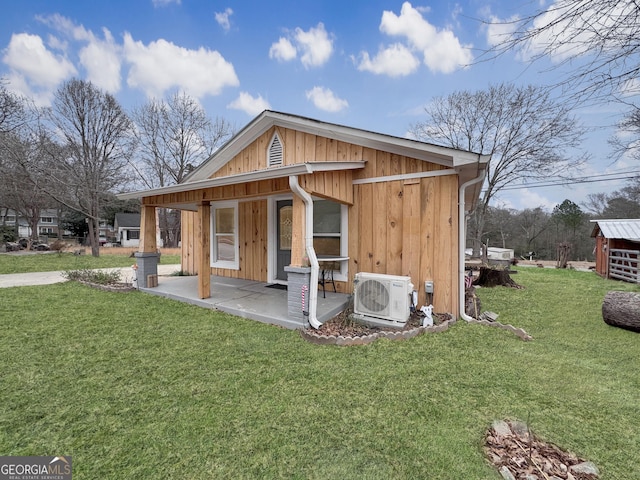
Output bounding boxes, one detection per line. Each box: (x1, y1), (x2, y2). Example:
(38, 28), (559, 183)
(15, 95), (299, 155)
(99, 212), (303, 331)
(348, 174), (459, 315)
(594, 236), (607, 277)
(205, 127), (448, 181)
(173, 130), (460, 313)
(181, 200), (268, 281)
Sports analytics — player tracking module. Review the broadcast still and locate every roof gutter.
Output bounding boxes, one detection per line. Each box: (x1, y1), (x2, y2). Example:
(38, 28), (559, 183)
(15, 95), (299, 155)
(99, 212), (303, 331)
(458, 164), (486, 322)
(289, 175), (322, 329)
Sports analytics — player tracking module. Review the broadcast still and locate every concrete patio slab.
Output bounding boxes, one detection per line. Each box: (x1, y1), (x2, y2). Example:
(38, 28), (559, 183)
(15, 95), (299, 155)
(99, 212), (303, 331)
(139, 274), (350, 330)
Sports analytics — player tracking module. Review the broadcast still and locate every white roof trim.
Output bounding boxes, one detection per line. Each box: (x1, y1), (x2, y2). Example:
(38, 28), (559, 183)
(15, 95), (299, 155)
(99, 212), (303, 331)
(352, 168), (457, 185)
(117, 161), (366, 200)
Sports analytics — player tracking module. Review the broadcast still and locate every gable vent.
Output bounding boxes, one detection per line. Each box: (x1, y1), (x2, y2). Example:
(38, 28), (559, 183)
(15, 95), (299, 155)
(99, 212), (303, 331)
(268, 134), (283, 167)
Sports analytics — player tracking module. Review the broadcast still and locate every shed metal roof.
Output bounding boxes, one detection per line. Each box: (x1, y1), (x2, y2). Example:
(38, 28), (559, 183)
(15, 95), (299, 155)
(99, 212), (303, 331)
(590, 219), (640, 242)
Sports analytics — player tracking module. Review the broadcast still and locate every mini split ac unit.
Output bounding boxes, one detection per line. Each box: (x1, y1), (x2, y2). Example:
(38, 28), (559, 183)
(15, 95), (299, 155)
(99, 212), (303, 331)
(354, 272), (414, 327)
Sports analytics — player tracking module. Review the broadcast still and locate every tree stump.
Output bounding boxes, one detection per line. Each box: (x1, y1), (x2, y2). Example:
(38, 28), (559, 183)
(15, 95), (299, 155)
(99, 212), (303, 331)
(602, 291), (640, 332)
(556, 242), (571, 269)
(473, 267), (521, 288)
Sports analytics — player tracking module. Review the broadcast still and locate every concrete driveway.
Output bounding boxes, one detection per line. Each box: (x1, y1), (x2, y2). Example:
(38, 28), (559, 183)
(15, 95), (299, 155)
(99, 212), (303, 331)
(0, 265), (181, 288)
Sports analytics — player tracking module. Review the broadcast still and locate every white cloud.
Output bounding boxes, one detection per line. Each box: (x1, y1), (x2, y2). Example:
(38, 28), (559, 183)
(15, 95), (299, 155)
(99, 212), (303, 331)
(36, 15), (121, 93)
(227, 92), (270, 116)
(500, 0), (630, 64)
(152, 0), (181, 7)
(215, 8), (233, 32)
(484, 14), (519, 47)
(122, 33), (239, 99)
(269, 23), (333, 68)
(2, 32), (76, 105)
(362, 1), (472, 75)
(294, 23), (333, 68)
(305, 86), (348, 112)
(269, 37), (297, 62)
(78, 28), (121, 93)
(500, 188), (557, 211)
(356, 43), (419, 77)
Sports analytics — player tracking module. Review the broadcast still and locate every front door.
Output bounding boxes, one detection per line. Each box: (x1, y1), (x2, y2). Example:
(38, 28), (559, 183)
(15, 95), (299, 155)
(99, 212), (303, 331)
(276, 200), (293, 281)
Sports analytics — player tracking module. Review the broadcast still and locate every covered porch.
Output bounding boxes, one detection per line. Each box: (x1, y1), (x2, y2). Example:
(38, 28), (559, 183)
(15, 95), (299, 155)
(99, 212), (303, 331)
(139, 273), (351, 330)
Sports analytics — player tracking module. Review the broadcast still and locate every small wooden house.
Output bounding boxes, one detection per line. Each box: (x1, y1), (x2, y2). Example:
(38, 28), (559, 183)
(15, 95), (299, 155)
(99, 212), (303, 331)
(120, 111), (488, 328)
(591, 219), (640, 283)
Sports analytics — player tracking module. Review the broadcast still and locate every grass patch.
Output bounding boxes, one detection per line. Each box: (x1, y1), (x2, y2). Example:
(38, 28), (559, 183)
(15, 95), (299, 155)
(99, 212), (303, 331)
(0, 268), (639, 478)
(0, 250), (180, 274)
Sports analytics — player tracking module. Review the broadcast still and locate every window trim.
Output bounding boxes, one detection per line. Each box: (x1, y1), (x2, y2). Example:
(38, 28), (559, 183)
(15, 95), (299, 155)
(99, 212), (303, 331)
(210, 200), (239, 270)
(313, 199), (349, 282)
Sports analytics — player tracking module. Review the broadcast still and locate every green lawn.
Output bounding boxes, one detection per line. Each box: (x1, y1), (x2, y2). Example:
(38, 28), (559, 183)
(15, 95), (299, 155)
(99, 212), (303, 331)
(0, 252), (181, 274)
(0, 268), (638, 478)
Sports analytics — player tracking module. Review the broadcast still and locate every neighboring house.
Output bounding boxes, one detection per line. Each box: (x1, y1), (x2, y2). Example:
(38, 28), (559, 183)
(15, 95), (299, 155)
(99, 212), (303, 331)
(590, 219), (640, 283)
(0, 208), (67, 238)
(115, 213), (142, 247)
(114, 212), (163, 248)
(119, 110), (488, 327)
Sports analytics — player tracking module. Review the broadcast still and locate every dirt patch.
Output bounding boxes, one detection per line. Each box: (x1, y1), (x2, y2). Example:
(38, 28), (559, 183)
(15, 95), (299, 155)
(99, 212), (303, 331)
(518, 260), (595, 272)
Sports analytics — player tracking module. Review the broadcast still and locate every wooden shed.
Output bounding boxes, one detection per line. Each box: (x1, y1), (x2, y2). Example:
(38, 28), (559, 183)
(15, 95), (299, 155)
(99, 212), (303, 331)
(590, 219), (640, 283)
(120, 111), (488, 328)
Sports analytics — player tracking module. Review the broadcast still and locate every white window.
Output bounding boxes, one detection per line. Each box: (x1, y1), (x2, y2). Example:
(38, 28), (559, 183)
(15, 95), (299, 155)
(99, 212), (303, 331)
(313, 200), (348, 281)
(211, 201), (239, 269)
(40, 217), (53, 223)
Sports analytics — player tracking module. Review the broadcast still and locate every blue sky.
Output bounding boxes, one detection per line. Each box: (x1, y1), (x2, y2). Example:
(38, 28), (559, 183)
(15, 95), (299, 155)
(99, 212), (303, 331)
(1, 0), (635, 212)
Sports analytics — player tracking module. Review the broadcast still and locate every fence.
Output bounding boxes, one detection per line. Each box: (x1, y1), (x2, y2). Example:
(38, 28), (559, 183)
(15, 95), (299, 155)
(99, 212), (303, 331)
(609, 248), (640, 283)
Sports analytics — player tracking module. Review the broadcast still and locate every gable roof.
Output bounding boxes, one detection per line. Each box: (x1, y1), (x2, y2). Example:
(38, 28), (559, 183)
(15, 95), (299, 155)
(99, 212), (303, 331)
(114, 213), (141, 229)
(590, 219), (640, 241)
(186, 110), (486, 183)
(119, 110), (489, 209)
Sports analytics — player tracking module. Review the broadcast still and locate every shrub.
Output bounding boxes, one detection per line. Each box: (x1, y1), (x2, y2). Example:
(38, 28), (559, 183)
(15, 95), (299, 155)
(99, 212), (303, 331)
(63, 269), (122, 285)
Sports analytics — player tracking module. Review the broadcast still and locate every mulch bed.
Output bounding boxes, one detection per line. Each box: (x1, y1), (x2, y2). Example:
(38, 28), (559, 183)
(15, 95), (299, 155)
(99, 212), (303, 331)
(486, 420), (599, 480)
(316, 310), (450, 337)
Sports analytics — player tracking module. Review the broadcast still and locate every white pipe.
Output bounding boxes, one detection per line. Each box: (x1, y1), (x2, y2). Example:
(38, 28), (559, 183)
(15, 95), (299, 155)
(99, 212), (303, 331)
(458, 164), (486, 322)
(289, 176), (322, 329)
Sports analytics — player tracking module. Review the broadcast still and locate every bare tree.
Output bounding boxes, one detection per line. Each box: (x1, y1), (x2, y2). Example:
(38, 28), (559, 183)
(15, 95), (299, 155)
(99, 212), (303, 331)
(0, 81), (28, 135)
(0, 131), (58, 246)
(487, 0), (640, 106)
(411, 83), (585, 254)
(46, 79), (135, 256)
(132, 91), (234, 247)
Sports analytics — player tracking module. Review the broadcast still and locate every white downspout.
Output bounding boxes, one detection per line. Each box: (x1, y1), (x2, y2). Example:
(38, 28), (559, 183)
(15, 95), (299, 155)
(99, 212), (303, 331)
(459, 164), (486, 322)
(289, 176), (322, 329)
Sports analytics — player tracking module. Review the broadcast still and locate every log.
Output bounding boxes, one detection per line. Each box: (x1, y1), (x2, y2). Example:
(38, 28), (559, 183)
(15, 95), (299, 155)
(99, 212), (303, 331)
(602, 291), (640, 332)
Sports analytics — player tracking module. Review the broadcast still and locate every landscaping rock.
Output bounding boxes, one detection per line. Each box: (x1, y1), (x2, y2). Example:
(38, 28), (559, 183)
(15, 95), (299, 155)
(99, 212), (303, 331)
(499, 465), (516, 480)
(492, 420), (512, 438)
(570, 461), (599, 476)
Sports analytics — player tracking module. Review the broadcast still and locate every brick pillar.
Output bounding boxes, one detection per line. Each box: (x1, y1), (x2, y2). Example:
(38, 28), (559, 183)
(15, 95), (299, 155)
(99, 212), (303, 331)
(134, 252), (159, 288)
(285, 265), (311, 328)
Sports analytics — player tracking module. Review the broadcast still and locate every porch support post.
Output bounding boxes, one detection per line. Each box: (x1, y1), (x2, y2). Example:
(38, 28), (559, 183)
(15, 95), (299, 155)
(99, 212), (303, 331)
(134, 205), (159, 288)
(139, 205), (157, 253)
(197, 202), (211, 299)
